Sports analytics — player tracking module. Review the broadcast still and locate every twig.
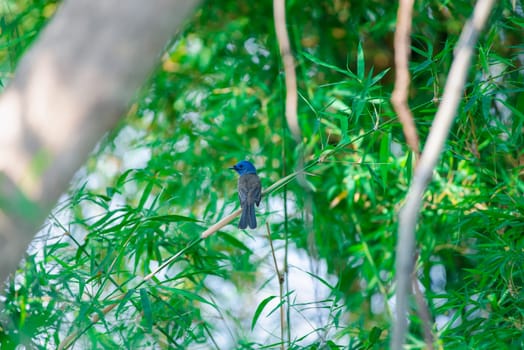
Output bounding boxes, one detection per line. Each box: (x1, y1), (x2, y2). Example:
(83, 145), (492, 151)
(391, 0), (420, 159)
(391, 0), (496, 348)
(266, 222), (286, 350)
(201, 209), (241, 238)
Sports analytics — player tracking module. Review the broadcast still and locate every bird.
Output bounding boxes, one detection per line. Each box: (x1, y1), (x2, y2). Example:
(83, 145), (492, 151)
(230, 160), (261, 229)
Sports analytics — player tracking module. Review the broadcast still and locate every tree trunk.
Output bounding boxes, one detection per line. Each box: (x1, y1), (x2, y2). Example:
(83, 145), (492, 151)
(0, 0), (200, 285)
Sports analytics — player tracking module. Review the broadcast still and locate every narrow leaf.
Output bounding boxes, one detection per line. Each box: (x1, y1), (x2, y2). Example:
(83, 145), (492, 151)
(251, 295), (277, 330)
(357, 42), (365, 81)
(140, 288), (153, 332)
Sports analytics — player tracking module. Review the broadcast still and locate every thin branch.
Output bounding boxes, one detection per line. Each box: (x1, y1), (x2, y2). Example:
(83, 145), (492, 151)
(201, 209), (241, 238)
(391, 0), (420, 159)
(273, 0), (300, 142)
(391, 0), (496, 348)
(266, 222), (286, 350)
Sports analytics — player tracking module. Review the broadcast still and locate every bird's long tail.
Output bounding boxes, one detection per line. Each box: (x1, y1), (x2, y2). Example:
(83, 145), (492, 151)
(239, 204), (257, 229)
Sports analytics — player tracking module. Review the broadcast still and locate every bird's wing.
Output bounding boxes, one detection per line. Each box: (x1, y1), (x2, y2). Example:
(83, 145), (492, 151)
(238, 177), (249, 205)
(253, 180), (261, 206)
(245, 174), (261, 205)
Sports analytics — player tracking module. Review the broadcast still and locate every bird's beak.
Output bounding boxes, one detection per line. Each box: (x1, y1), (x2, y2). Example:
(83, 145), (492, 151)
(229, 165), (237, 171)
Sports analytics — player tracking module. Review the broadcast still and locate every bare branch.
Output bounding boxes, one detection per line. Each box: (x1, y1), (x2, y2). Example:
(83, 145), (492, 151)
(266, 222), (286, 349)
(391, 0), (496, 348)
(391, 0), (420, 159)
(200, 209), (241, 238)
(273, 0), (300, 142)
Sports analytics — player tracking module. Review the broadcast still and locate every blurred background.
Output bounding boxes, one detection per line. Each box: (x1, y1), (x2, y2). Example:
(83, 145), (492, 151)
(0, 0), (523, 348)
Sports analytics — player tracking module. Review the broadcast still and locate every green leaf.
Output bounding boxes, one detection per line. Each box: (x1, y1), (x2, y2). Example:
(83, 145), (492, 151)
(357, 41), (365, 81)
(137, 181), (154, 210)
(116, 289), (135, 317)
(301, 51), (358, 79)
(218, 232), (252, 251)
(139, 288), (153, 332)
(366, 326), (383, 348)
(379, 133), (390, 187)
(369, 68), (390, 86)
(148, 214), (199, 223)
(251, 295), (277, 330)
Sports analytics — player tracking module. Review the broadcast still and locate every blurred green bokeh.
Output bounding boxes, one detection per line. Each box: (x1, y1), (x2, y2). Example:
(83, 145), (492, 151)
(0, 0), (522, 348)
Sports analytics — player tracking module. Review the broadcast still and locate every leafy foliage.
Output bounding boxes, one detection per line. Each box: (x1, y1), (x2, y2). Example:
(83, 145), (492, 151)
(0, 0), (523, 349)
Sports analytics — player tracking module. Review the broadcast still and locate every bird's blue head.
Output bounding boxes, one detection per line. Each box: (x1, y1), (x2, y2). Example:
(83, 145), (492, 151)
(230, 160), (257, 175)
